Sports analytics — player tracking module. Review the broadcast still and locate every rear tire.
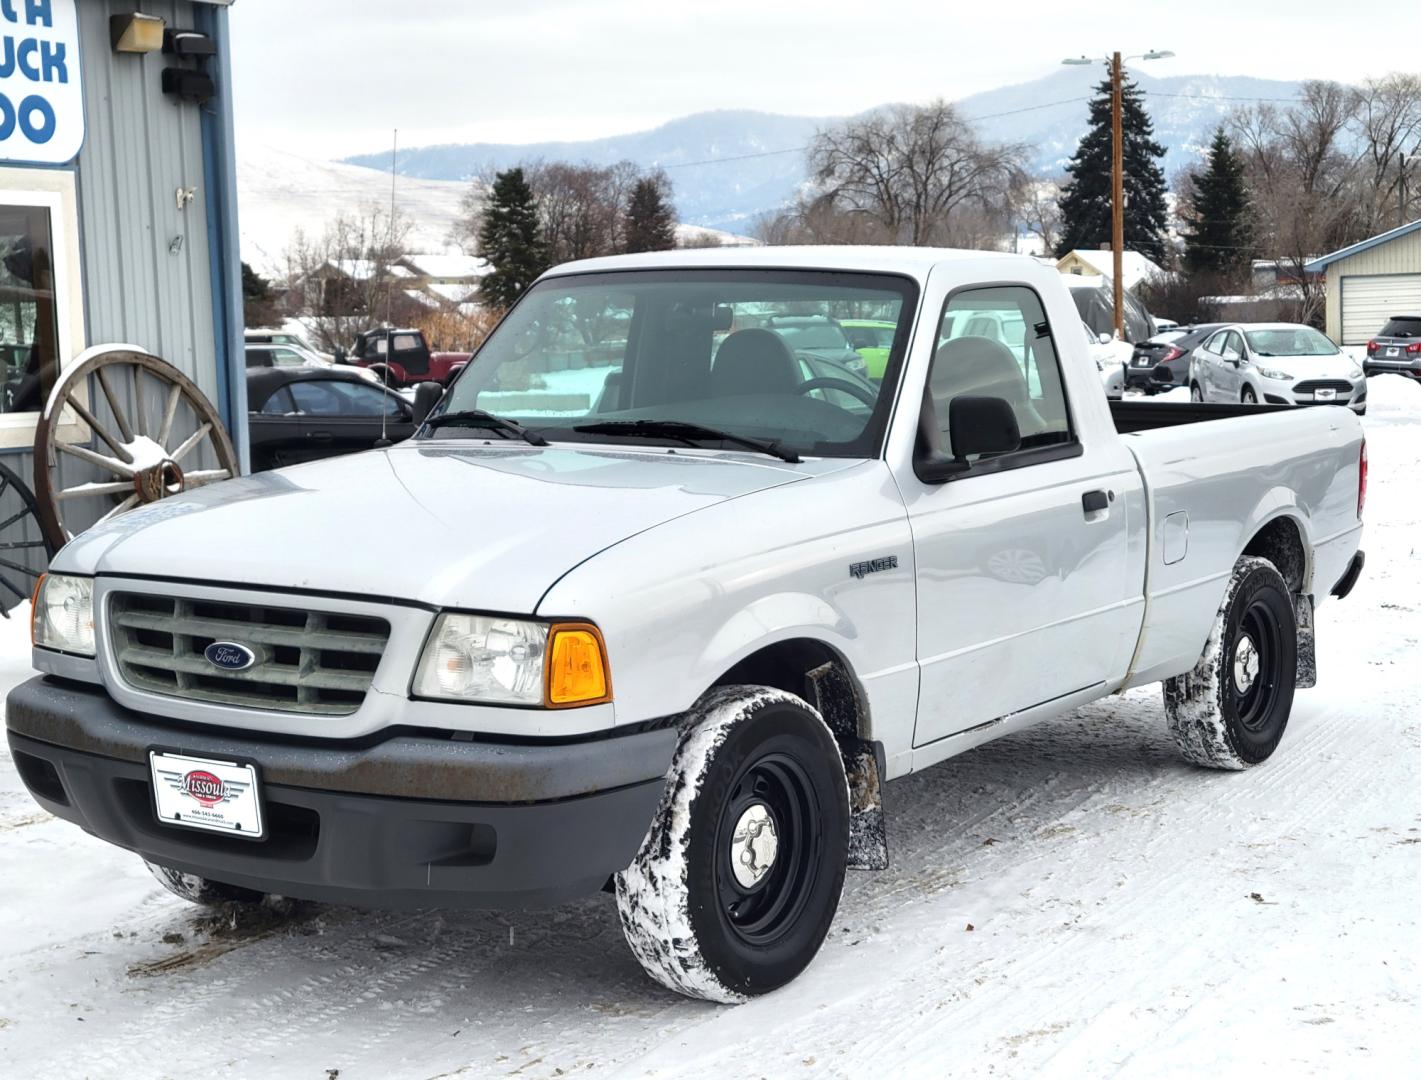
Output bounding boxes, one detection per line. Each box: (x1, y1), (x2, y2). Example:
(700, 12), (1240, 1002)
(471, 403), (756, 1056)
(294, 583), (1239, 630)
(1163, 556), (1297, 769)
(615, 686), (849, 1003)
(144, 859), (267, 906)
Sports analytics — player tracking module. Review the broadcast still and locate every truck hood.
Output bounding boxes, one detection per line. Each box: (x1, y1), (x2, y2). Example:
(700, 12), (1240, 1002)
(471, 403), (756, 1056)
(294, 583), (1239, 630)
(61, 442), (835, 612)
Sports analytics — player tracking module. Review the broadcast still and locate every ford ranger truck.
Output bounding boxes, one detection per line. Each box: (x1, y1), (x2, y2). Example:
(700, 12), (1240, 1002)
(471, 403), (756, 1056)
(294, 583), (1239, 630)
(7, 248), (1366, 1003)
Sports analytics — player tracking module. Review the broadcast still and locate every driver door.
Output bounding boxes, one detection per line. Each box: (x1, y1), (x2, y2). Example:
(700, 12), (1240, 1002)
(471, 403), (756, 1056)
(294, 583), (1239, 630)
(1215, 330), (1244, 398)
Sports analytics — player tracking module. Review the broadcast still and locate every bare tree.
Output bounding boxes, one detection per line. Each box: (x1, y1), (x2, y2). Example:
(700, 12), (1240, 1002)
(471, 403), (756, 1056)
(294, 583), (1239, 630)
(1354, 73), (1421, 231)
(807, 101), (1022, 247)
(278, 204), (417, 351)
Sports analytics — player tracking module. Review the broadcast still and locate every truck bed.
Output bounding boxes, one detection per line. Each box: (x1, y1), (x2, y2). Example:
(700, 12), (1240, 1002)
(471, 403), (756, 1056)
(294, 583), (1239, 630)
(1110, 399), (1297, 433)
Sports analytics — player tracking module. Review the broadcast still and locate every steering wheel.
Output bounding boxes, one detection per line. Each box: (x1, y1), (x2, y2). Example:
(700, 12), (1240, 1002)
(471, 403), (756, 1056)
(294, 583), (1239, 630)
(796, 377), (877, 407)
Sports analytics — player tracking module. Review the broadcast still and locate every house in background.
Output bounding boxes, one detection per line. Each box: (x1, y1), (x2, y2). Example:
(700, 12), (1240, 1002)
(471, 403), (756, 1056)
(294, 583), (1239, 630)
(1056, 249), (1164, 293)
(1306, 219), (1421, 344)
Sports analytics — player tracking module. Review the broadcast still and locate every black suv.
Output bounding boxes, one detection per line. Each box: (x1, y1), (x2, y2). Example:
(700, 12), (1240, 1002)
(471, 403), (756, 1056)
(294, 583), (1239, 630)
(1364, 315), (1421, 380)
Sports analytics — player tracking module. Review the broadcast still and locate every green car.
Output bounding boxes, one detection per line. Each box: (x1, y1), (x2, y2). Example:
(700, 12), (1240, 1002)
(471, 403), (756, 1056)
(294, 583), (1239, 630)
(840, 319), (897, 379)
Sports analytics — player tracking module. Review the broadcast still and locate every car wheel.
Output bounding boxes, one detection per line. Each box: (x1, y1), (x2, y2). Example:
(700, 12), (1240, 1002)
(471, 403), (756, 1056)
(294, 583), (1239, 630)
(615, 685), (849, 1003)
(1241, 385), (1258, 404)
(144, 859), (268, 906)
(1190, 382), (1203, 402)
(1163, 556), (1297, 769)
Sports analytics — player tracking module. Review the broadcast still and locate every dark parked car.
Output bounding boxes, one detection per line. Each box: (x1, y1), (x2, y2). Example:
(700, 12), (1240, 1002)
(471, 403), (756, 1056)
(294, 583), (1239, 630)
(247, 367), (420, 471)
(1127, 323), (1225, 392)
(339, 328), (471, 387)
(1364, 315), (1421, 380)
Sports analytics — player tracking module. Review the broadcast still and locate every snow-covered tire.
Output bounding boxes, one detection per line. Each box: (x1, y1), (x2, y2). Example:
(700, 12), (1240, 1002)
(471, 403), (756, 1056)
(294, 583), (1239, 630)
(1164, 556), (1297, 769)
(615, 685), (850, 1003)
(143, 859), (266, 906)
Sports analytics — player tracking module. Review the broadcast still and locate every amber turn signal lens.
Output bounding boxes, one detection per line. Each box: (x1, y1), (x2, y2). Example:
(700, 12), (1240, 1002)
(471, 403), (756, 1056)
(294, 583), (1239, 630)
(545, 623), (611, 707)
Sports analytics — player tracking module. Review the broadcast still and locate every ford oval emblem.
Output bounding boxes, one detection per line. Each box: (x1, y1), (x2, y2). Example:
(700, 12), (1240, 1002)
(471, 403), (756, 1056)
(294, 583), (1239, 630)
(205, 641), (257, 672)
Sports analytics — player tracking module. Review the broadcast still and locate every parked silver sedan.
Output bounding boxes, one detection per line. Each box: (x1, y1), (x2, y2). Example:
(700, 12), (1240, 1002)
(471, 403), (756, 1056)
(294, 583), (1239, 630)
(1189, 323), (1367, 414)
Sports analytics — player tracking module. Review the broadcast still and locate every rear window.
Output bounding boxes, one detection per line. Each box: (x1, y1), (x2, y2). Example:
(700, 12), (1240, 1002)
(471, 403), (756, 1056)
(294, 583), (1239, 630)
(1379, 317), (1421, 338)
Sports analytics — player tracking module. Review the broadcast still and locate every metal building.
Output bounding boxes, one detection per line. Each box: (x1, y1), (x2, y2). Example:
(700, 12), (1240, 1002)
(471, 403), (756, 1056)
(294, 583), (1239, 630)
(0, 0), (244, 586)
(1307, 219), (1421, 345)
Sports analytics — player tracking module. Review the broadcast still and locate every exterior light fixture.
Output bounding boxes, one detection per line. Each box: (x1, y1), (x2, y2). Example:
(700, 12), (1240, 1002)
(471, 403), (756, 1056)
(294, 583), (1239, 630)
(164, 30), (217, 59)
(109, 12), (165, 54)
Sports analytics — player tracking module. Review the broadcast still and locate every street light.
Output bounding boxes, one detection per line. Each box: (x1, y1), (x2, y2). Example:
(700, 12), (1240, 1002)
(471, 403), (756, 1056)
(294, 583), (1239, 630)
(1062, 49), (1175, 338)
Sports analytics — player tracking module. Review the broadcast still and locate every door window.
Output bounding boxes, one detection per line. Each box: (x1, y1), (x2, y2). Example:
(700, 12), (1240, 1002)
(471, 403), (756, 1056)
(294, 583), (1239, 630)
(288, 380), (406, 418)
(928, 285), (1073, 457)
(0, 202), (61, 414)
(1220, 332), (1243, 361)
(257, 387), (297, 415)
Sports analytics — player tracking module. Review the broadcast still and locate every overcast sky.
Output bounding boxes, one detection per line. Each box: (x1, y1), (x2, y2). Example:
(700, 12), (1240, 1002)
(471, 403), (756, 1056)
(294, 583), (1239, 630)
(229, 0), (1397, 160)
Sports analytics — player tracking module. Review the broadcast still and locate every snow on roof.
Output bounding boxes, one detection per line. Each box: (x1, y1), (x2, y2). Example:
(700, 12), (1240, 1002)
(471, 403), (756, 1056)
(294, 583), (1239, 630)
(1058, 249), (1164, 290)
(402, 253), (490, 279)
(402, 289), (439, 310)
(427, 281), (480, 305)
(324, 259), (414, 281)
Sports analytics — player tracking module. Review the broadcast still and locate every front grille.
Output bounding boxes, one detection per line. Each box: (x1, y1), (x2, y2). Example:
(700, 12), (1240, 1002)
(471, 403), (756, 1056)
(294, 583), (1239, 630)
(1292, 379), (1353, 394)
(109, 593), (390, 715)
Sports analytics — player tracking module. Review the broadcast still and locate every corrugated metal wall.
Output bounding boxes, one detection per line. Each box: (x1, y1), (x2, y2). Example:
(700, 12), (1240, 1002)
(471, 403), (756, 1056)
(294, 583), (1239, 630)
(1, 0), (225, 591)
(1323, 226), (1421, 341)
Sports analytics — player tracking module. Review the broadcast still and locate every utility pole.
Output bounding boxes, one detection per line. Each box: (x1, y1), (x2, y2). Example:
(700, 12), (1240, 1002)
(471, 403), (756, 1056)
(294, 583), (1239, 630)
(1062, 49), (1173, 340)
(1111, 51), (1125, 340)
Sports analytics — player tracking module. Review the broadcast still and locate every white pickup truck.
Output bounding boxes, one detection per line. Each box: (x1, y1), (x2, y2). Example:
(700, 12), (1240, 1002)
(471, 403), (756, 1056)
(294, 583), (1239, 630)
(8, 248), (1366, 1003)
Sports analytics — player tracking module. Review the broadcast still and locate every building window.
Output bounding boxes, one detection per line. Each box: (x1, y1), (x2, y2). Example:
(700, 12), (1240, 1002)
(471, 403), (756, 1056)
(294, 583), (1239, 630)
(0, 201), (61, 414)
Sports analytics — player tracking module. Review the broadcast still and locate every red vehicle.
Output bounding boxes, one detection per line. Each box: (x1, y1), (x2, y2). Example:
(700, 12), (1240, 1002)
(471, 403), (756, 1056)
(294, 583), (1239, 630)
(340, 328), (471, 387)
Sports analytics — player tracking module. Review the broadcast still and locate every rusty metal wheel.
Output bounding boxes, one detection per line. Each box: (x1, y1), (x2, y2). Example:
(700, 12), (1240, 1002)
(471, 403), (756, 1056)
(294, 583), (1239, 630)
(33, 347), (238, 548)
(0, 461), (55, 617)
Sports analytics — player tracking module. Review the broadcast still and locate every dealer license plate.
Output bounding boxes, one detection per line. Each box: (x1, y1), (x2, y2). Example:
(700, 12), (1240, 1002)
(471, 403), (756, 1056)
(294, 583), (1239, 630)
(150, 751), (264, 839)
(1386, 347), (1399, 357)
(1314, 388), (1337, 400)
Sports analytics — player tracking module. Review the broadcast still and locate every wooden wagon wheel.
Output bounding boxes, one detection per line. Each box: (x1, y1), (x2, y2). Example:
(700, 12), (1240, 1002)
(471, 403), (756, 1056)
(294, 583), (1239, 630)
(0, 461), (55, 617)
(33, 348), (239, 549)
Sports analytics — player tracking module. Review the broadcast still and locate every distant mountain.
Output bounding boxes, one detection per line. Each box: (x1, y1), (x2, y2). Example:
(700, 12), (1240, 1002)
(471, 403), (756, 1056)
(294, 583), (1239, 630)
(344, 70), (1305, 232)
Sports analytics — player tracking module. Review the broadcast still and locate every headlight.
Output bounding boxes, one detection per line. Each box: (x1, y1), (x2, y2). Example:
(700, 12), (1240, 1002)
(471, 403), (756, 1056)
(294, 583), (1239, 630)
(1257, 367), (1291, 380)
(32, 574), (95, 657)
(413, 614), (611, 708)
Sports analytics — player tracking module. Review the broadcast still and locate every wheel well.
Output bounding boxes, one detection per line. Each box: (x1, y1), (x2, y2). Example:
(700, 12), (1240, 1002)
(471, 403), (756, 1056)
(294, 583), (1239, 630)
(1243, 515), (1307, 593)
(713, 638), (869, 743)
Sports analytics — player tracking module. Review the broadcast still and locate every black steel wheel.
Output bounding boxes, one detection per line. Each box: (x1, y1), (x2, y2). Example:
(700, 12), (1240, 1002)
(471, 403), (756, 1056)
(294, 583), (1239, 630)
(616, 686), (849, 1002)
(1165, 556), (1297, 769)
(0, 461), (56, 616)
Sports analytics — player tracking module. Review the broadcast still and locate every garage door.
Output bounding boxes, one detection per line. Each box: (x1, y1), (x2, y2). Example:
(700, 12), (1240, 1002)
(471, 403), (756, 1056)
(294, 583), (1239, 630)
(1341, 274), (1421, 344)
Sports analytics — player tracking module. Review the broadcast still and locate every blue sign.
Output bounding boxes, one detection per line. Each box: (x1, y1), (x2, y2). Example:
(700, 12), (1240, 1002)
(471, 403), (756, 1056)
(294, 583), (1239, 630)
(0, 0), (82, 165)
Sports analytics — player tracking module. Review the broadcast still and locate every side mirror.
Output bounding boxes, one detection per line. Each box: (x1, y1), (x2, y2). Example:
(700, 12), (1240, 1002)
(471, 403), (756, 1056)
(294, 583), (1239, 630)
(1097, 332), (1112, 346)
(914, 394), (1021, 483)
(410, 380), (445, 426)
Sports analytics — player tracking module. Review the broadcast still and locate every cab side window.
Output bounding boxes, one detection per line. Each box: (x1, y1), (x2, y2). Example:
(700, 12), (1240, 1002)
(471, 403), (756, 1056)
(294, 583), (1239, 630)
(928, 285), (1073, 456)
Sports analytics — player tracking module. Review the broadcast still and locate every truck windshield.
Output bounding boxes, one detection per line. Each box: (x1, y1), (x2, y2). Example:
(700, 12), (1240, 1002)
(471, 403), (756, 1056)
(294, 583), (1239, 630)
(439, 270), (915, 458)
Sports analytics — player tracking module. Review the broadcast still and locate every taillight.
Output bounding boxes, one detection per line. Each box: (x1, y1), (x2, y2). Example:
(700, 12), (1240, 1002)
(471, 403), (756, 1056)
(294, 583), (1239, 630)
(1162, 346), (1183, 362)
(1358, 440), (1367, 519)
(1366, 339), (1377, 353)
(1407, 342), (1421, 355)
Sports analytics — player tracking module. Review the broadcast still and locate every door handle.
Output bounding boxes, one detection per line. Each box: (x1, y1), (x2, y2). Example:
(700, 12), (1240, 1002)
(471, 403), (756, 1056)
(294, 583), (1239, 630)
(305, 430), (333, 442)
(1082, 489), (1111, 515)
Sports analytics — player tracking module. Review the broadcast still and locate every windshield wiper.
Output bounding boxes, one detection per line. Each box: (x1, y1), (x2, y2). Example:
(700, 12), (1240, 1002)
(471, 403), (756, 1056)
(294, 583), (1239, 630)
(572, 419), (801, 463)
(424, 409), (548, 446)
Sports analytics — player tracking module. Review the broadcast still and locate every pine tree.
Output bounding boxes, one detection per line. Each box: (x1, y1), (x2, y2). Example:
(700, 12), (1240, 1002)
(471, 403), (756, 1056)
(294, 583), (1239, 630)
(478, 168), (549, 309)
(1055, 68), (1170, 265)
(623, 176), (678, 254)
(1183, 128), (1253, 278)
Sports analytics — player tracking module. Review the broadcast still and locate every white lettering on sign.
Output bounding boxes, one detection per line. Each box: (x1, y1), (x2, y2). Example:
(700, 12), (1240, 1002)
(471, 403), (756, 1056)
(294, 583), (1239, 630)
(0, 0), (81, 165)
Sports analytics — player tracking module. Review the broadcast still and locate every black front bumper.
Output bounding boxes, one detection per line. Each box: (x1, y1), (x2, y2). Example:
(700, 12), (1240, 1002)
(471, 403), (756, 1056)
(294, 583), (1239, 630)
(6, 677), (675, 910)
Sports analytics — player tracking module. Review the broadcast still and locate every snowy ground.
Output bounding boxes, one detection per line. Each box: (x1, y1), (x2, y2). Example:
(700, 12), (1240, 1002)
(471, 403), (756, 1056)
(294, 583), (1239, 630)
(2, 378), (1419, 1079)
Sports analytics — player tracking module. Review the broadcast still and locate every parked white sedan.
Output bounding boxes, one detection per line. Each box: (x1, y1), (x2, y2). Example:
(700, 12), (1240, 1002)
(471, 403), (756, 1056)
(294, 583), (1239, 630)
(1189, 323), (1367, 414)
